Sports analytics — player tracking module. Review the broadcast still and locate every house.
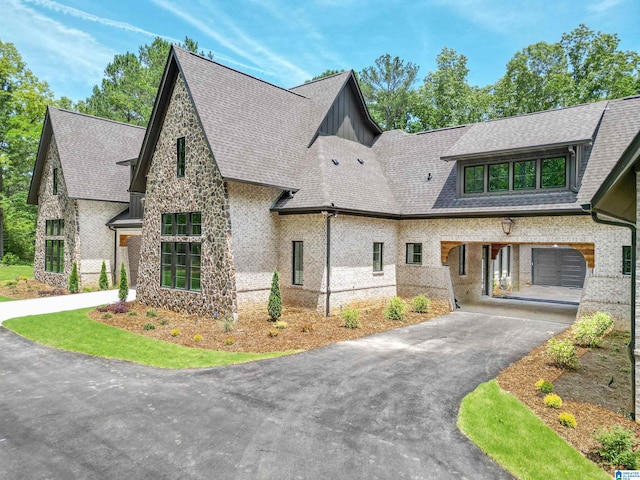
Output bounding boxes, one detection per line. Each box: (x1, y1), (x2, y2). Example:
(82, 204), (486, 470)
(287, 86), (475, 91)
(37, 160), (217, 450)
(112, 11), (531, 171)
(29, 46), (640, 326)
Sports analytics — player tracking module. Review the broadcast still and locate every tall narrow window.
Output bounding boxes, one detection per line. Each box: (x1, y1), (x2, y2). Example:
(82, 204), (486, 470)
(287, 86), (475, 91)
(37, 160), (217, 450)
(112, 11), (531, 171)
(160, 211), (201, 291)
(293, 241), (303, 285)
(623, 246), (632, 276)
(464, 165), (484, 193)
(161, 214), (173, 235)
(406, 243), (422, 265)
(176, 213), (188, 235)
(161, 243), (173, 287)
(53, 168), (58, 195)
(177, 137), (186, 177)
(373, 242), (383, 272)
(541, 157), (566, 188)
(175, 243), (187, 289)
(458, 244), (466, 275)
(190, 212), (202, 236)
(190, 243), (201, 291)
(513, 160), (536, 190)
(44, 219), (64, 273)
(488, 163), (509, 192)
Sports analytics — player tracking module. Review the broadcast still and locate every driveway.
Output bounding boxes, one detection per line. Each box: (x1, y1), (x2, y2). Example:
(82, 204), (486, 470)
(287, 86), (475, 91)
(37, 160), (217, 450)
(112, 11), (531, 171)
(0, 310), (564, 479)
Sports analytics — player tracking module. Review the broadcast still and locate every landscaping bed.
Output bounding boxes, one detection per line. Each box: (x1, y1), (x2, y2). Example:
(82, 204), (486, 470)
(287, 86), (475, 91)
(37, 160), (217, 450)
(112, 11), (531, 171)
(0, 277), (66, 300)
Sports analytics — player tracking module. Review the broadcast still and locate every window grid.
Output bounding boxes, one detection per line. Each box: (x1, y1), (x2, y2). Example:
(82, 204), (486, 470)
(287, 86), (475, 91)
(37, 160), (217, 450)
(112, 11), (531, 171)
(373, 242), (383, 272)
(623, 246), (632, 276)
(406, 243), (422, 265)
(293, 241), (304, 285)
(53, 168), (58, 195)
(160, 242), (201, 291)
(161, 212), (201, 236)
(177, 137), (186, 177)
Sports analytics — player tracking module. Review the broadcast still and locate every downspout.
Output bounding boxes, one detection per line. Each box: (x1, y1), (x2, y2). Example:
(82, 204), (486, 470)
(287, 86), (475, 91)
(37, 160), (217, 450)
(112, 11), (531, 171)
(108, 225), (117, 286)
(583, 203), (636, 420)
(325, 212), (332, 317)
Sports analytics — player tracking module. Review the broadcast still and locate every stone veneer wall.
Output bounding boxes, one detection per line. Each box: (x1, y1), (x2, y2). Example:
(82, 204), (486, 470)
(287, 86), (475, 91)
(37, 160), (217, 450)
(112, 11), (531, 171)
(77, 200), (126, 286)
(136, 74), (237, 317)
(33, 134), (79, 289)
(226, 181), (281, 309)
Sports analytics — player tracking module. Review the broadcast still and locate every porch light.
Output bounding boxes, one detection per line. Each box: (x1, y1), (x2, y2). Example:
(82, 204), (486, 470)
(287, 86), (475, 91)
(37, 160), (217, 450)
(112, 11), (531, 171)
(501, 217), (514, 235)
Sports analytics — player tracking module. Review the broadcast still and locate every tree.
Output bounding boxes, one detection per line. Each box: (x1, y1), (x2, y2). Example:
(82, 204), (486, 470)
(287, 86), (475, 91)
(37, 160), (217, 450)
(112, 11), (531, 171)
(99, 260), (109, 290)
(0, 41), (57, 261)
(79, 37), (211, 126)
(415, 47), (491, 130)
(68, 261), (79, 293)
(305, 69), (343, 83)
(118, 262), (128, 302)
(358, 54), (419, 131)
(267, 270), (282, 321)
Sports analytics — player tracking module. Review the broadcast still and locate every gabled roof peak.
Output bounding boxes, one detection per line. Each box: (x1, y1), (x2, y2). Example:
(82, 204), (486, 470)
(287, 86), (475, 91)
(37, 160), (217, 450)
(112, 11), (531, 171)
(289, 70), (352, 91)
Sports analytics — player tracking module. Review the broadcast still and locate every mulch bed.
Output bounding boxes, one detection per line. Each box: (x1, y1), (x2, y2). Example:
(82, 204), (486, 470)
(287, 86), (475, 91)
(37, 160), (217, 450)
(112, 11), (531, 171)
(0, 278), (68, 299)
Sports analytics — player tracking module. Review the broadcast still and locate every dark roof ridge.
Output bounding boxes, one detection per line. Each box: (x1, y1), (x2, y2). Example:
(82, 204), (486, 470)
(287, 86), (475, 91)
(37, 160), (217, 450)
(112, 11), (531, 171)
(477, 99), (609, 126)
(48, 106), (146, 130)
(416, 124), (468, 135)
(289, 70), (351, 90)
(173, 45), (308, 99)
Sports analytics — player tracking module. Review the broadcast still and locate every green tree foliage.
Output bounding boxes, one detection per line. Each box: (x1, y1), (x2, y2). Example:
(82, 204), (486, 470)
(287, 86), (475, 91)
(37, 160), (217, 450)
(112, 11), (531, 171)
(267, 270), (282, 321)
(68, 261), (79, 293)
(415, 47), (491, 130)
(118, 262), (128, 302)
(99, 260), (109, 290)
(0, 41), (61, 261)
(305, 69), (343, 83)
(358, 54), (419, 131)
(78, 37), (210, 126)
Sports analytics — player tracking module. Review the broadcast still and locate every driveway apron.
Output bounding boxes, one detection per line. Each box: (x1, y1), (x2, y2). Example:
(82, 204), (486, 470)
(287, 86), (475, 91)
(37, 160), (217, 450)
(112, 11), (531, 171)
(0, 310), (564, 479)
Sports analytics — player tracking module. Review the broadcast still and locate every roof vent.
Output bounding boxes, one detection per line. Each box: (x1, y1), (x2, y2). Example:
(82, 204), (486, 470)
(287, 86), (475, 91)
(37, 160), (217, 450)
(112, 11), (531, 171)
(427, 173), (432, 181)
(331, 159), (339, 165)
(357, 158), (364, 165)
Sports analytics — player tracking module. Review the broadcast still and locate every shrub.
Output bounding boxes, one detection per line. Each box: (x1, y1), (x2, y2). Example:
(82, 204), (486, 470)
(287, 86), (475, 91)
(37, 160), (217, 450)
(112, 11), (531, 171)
(275, 321), (288, 329)
(223, 315), (234, 333)
(97, 301), (129, 314)
(594, 425), (640, 469)
(193, 334), (203, 342)
(159, 319), (168, 326)
(573, 311), (614, 347)
(412, 295), (431, 313)
(547, 338), (578, 369)
(224, 337), (235, 345)
(544, 393), (563, 409)
(143, 323), (155, 331)
(558, 412), (577, 428)
(535, 379), (554, 394)
(267, 270), (282, 321)
(146, 309), (158, 318)
(268, 329), (279, 337)
(128, 311), (138, 317)
(384, 297), (408, 321)
(170, 328), (180, 337)
(99, 260), (109, 291)
(118, 262), (128, 302)
(301, 324), (314, 332)
(102, 313), (112, 319)
(1, 252), (21, 265)
(68, 261), (79, 293)
(341, 306), (361, 329)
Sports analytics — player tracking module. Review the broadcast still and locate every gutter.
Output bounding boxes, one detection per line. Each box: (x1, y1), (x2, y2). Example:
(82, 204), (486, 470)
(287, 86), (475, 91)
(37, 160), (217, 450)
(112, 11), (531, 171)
(107, 224), (118, 285)
(325, 212), (333, 317)
(582, 203), (636, 420)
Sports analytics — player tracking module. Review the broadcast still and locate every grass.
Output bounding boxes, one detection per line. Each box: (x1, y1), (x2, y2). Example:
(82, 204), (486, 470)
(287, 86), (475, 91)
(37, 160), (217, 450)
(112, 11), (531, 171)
(458, 380), (609, 480)
(0, 265), (33, 282)
(0, 296), (14, 302)
(3, 308), (295, 369)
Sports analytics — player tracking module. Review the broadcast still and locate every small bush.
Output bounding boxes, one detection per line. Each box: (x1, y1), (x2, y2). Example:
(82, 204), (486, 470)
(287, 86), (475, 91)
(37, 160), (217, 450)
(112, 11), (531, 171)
(118, 262), (128, 302)
(97, 301), (129, 314)
(128, 311), (138, 317)
(102, 313), (112, 319)
(268, 329), (279, 337)
(558, 412), (577, 428)
(544, 393), (563, 409)
(143, 323), (156, 331)
(594, 425), (640, 469)
(547, 338), (578, 369)
(573, 311), (614, 347)
(384, 297), (408, 321)
(68, 261), (79, 293)
(170, 328), (180, 337)
(267, 270), (282, 321)
(99, 260), (109, 291)
(146, 309), (158, 318)
(1, 252), (21, 265)
(412, 295), (431, 313)
(341, 306), (361, 329)
(223, 315), (234, 333)
(535, 379), (554, 394)
(159, 318), (168, 326)
(301, 324), (314, 333)
(224, 337), (235, 345)
(193, 334), (203, 342)
(275, 321), (288, 329)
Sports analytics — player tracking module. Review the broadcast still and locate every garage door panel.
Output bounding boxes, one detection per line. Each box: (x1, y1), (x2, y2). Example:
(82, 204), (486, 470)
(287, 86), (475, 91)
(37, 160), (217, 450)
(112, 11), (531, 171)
(533, 248), (585, 288)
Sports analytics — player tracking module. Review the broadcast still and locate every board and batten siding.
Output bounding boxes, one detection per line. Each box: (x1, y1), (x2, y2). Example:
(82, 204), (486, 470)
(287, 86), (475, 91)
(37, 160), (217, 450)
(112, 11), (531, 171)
(319, 82), (377, 147)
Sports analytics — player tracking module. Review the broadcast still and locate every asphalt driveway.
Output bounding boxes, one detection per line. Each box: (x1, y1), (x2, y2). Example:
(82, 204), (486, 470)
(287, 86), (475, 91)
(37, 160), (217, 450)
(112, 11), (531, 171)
(0, 310), (565, 479)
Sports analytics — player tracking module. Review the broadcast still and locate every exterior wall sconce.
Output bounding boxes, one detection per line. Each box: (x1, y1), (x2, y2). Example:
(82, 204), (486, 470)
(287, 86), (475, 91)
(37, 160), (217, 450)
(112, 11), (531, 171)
(501, 217), (514, 235)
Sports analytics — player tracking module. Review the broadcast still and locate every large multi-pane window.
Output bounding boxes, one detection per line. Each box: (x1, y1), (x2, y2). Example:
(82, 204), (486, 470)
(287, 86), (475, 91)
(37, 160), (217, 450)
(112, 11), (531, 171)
(177, 137), (186, 177)
(44, 219), (64, 273)
(623, 246), (632, 276)
(461, 154), (569, 195)
(293, 241), (303, 285)
(373, 242), (383, 272)
(160, 211), (201, 291)
(406, 243), (422, 265)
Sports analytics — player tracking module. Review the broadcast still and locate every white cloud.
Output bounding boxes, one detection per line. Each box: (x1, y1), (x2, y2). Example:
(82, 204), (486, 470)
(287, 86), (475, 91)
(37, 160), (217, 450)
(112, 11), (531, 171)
(587, 0), (622, 14)
(431, 0), (532, 34)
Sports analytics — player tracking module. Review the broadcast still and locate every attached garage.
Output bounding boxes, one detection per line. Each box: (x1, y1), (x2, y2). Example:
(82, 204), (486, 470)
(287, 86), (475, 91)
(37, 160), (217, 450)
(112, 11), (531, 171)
(532, 248), (586, 288)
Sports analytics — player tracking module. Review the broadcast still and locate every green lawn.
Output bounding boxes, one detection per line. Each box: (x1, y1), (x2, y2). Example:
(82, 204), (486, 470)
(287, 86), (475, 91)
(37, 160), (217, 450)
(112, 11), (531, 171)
(0, 265), (34, 282)
(458, 380), (609, 480)
(0, 296), (14, 302)
(3, 308), (295, 369)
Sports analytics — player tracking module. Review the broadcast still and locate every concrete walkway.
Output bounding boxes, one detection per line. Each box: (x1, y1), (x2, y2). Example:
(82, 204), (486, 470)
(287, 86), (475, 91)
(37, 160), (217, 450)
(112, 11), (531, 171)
(0, 289), (136, 323)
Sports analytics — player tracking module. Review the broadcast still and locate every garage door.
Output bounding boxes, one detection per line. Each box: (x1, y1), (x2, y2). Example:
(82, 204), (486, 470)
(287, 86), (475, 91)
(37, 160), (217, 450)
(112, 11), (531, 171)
(532, 248), (586, 288)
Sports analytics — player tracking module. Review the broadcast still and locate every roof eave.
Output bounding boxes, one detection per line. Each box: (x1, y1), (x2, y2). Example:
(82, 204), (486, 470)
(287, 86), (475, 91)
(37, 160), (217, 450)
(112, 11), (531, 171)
(441, 139), (592, 162)
(27, 107), (54, 205)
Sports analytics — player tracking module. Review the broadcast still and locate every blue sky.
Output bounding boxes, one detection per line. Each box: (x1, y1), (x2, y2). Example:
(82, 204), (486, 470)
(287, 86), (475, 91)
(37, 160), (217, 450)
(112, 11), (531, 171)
(2, 0), (639, 101)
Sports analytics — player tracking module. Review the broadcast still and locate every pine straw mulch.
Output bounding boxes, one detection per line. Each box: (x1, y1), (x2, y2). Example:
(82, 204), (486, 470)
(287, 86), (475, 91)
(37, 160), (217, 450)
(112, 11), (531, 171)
(497, 327), (640, 475)
(89, 298), (451, 353)
(0, 278), (68, 299)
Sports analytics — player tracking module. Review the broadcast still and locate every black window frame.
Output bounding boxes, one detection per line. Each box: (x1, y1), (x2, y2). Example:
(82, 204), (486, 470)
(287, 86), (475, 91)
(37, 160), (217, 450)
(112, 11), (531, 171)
(406, 243), (422, 265)
(161, 212), (201, 237)
(177, 137), (186, 177)
(623, 245), (632, 276)
(373, 242), (384, 272)
(458, 244), (466, 275)
(53, 168), (58, 195)
(292, 241), (304, 285)
(160, 241), (201, 292)
(44, 239), (64, 273)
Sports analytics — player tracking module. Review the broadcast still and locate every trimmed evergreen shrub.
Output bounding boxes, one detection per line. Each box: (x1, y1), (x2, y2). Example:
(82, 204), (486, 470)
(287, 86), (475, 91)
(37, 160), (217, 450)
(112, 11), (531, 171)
(547, 338), (578, 369)
(268, 270), (282, 321)
(118, 262), (128, 302)
(573, 311), (614, 347)
(384, 297), (408, 321)
(412, 294), (431, 313)
(68, 261), (79, 293)
(99, 260), (109, 290)
(341, 306), (361, 329)
(535, 379), (554, 394)
(544, 393), (563, 409)
(558, 412), (577, 428)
